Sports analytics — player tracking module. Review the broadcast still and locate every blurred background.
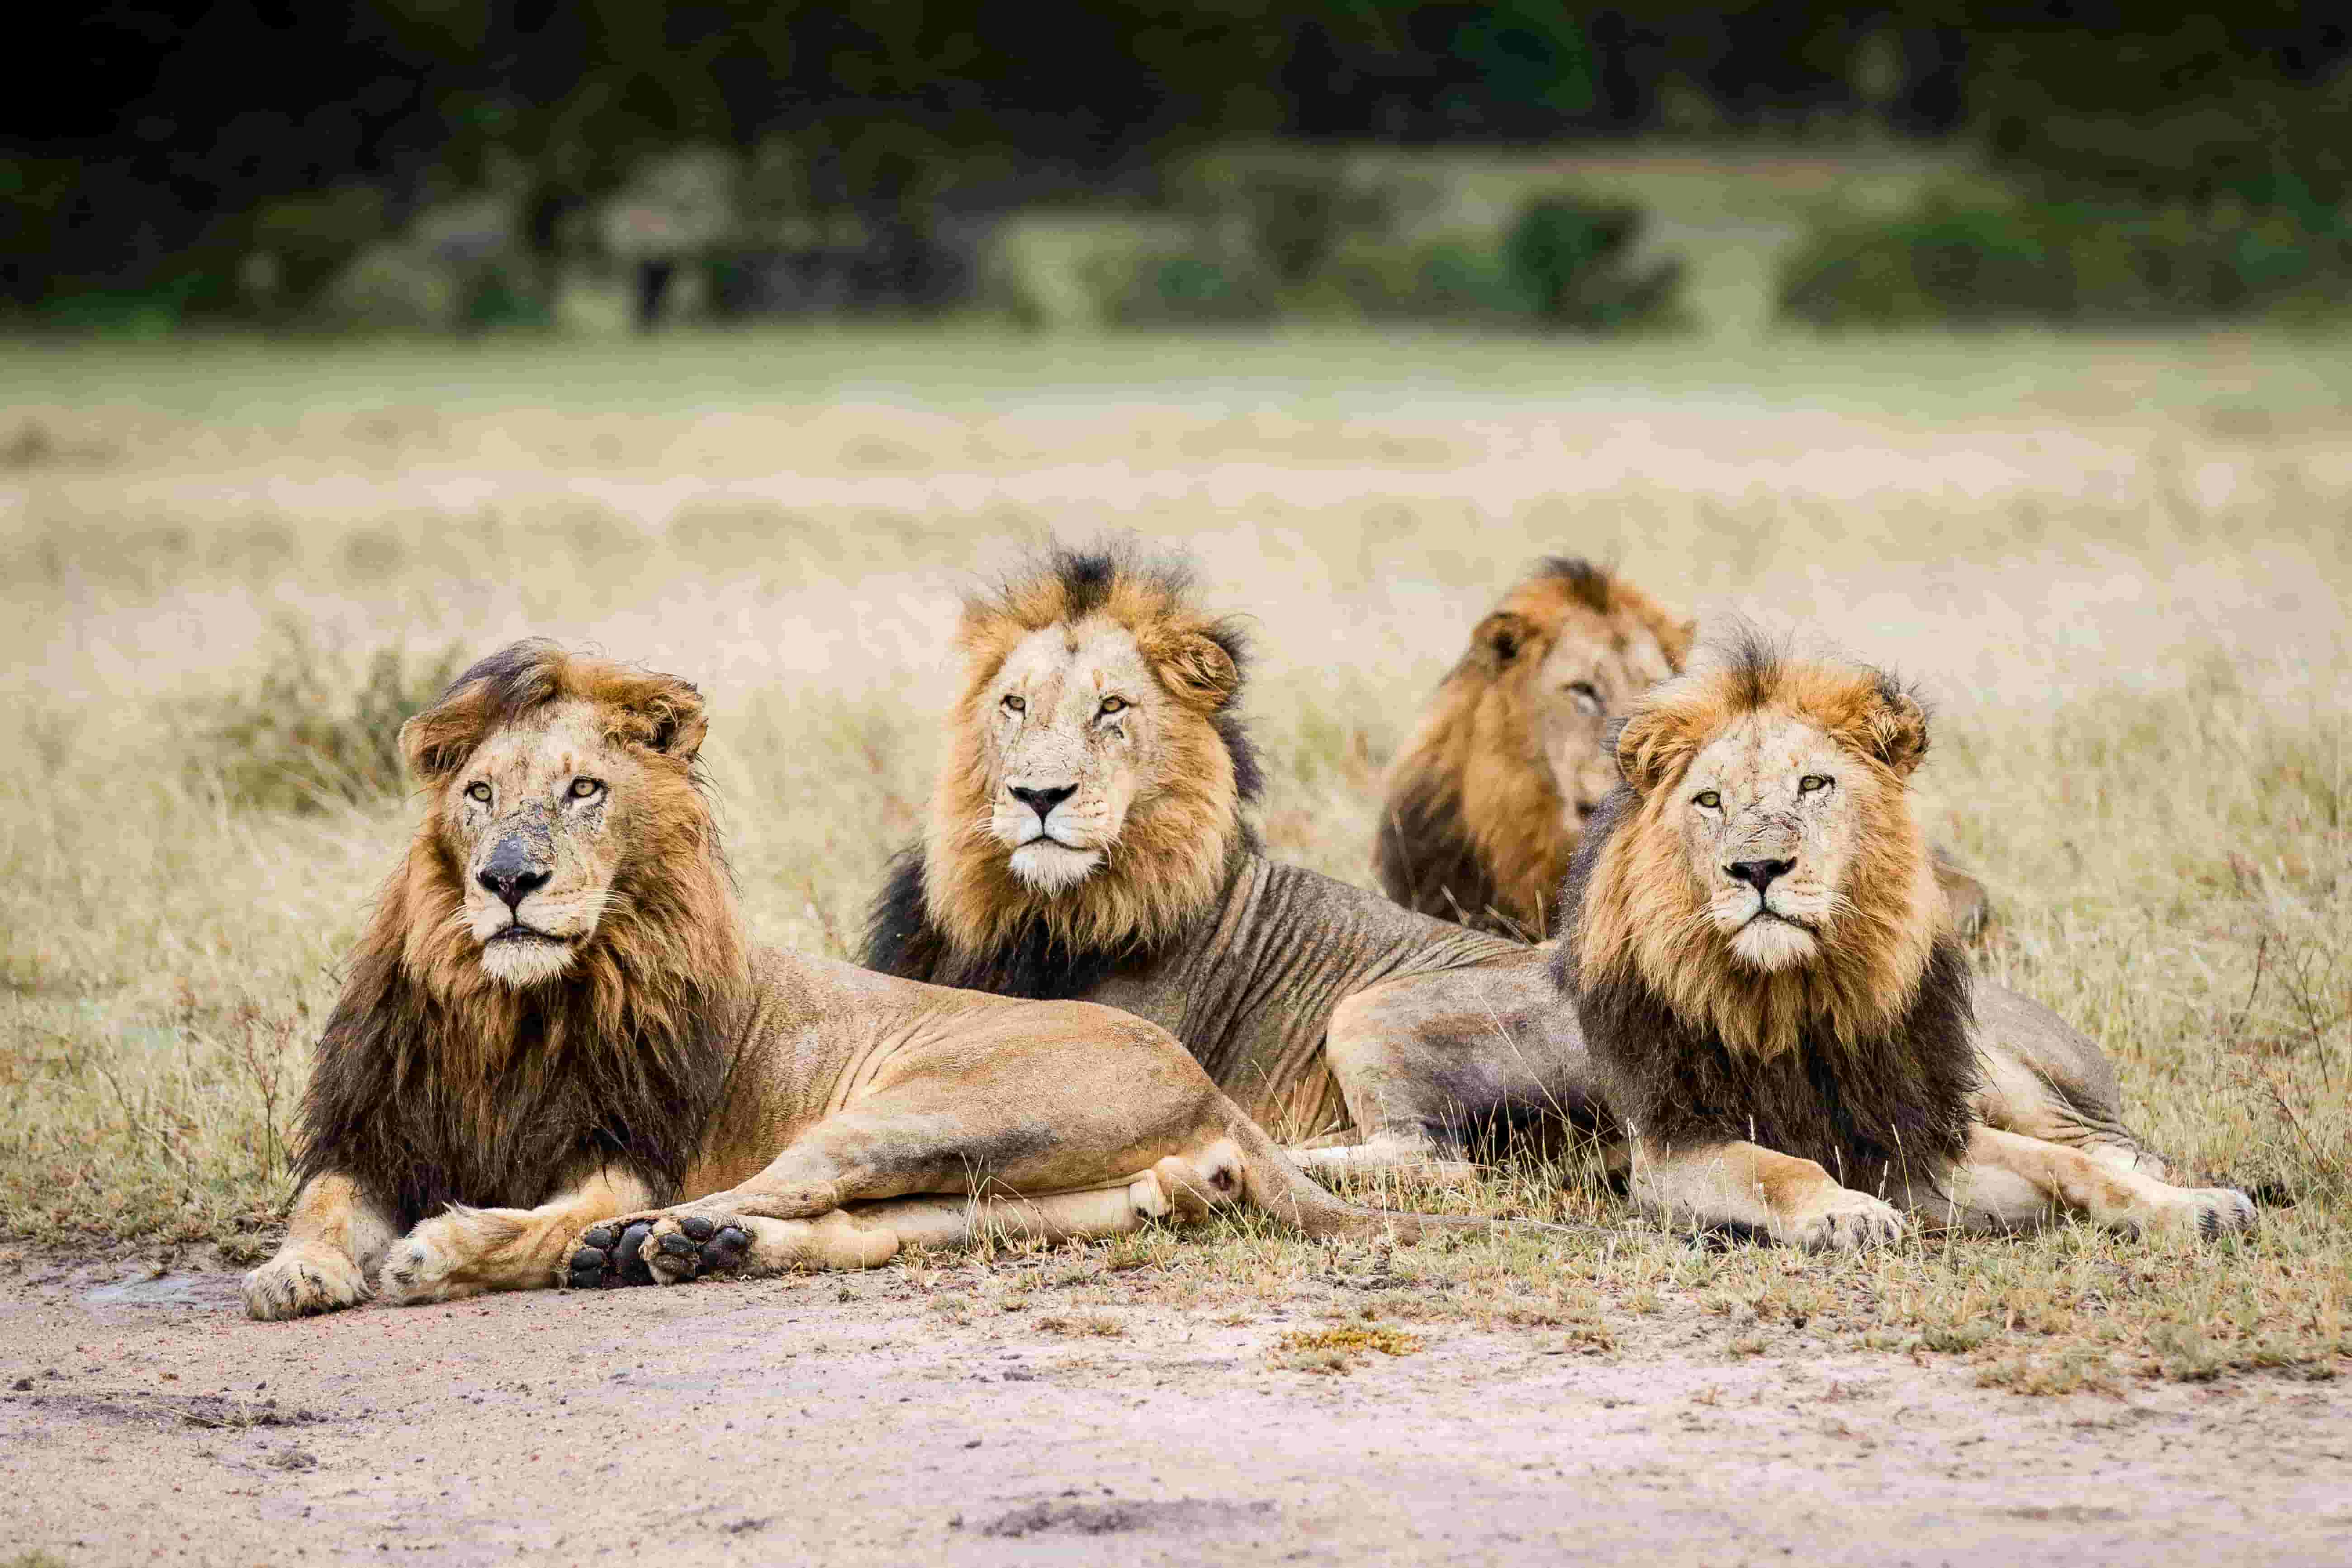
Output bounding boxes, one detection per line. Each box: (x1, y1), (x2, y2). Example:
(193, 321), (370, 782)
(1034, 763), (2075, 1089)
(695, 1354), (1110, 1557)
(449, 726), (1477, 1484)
(10, 5), (2352, 336)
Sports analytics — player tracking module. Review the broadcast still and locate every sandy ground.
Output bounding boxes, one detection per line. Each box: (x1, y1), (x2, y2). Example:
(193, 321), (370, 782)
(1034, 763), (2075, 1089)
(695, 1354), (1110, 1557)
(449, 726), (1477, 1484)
(2, 1251), (2346, 1568)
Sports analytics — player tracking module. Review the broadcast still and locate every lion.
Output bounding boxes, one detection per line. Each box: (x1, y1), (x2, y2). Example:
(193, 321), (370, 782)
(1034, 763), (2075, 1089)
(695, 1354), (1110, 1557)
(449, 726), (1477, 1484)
(1555, 636), (2256, 1246)
(242, 640), (1513, 1321)
(1375, 556), (1992, 939)
(864, 543), (1615, 1176)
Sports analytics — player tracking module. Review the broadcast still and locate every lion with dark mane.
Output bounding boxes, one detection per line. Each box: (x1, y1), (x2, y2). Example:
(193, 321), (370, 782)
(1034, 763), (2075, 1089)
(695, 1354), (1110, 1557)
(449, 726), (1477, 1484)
(1557, 637), (2255, 1246)
(244, 640), (1501, 1320)
(866, 544), (1601, 1173)
(1376, 555), (1991, 939)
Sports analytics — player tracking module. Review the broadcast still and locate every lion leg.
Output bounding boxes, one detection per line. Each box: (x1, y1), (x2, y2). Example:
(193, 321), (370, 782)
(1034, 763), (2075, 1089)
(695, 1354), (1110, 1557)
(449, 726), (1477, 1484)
(1930, 848), (1992, 939)
(1928, 1126), (2254, 1239)
(378, 1166), (653, 1306)
(243, 1173), (398, 1321)
(1631, 1137), (1910, 1251)
(1971, 986), (2170, 1180)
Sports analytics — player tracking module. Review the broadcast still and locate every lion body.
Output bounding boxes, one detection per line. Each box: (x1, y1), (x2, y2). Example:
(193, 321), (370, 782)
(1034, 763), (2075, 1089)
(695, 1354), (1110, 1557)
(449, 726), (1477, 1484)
(245, 642), (1490, 1321)
(1557, 641), (2253, 1244)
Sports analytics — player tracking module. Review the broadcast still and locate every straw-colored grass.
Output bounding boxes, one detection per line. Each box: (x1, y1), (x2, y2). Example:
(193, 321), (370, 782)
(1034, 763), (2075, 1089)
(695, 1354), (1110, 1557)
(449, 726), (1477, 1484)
(5, 325), (2346, 1392)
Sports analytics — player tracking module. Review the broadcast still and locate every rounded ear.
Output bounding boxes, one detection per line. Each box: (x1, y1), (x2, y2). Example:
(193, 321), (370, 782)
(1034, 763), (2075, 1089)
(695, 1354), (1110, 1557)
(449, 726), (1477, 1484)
(608, 674), (709, 760)
(1156, 631), (1240, 710)
(398, 688), (490, 784)
(1662, 616), (1699, 673)
(1471, 611), (1536, 670)
(1612, 705), (1694, 794)
(1864, 685), (1930, 778)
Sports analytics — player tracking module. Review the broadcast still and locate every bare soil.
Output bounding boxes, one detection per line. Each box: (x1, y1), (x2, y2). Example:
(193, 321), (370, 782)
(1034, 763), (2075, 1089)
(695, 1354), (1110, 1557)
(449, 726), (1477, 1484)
(3, 1251), (2345, 1568)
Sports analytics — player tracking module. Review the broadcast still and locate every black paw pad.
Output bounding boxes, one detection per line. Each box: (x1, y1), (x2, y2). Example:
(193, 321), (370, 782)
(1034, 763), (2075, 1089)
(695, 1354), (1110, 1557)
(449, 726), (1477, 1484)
(566, 1244), (611, 1289)
(681, 1215), (717, 1242)
(614, 1222), (654, 1285)
(657, 1232), (699, 1259)
(702, 1226), (751, 1271)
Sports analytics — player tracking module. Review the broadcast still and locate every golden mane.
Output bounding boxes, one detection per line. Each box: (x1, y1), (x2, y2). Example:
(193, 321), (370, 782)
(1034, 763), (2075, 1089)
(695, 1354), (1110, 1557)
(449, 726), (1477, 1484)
(1377, 558), (1694, 936)
(294, 640), (745, 1229)
(928, 545), (1256, 959)
(1564, 640), (1940, 1061)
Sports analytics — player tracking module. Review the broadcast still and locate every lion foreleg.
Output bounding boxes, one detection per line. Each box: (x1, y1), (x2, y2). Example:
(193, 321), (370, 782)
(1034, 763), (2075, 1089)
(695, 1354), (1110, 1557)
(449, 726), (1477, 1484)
(1631, 1136), (1910, 1251)
(243, 1173), (398, 1321)
(1935, 1126), (2253, 1239)
(378, 1166), (654, 1306)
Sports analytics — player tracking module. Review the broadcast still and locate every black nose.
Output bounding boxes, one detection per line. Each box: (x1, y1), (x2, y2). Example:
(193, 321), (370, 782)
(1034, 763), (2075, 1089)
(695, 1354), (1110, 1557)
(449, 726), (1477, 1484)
(477, 842), (551, 910)
(1725, 858), (1795, 894)
(1008, 783), (1077, 824)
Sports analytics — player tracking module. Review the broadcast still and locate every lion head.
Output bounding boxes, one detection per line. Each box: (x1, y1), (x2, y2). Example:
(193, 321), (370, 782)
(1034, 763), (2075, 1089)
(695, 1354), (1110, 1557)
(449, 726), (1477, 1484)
(1377, 557), (1694, 935)
(1562, 636), (1945, 1061)
(866, 544), (1260, 995)
(296, 640), (740, 1227)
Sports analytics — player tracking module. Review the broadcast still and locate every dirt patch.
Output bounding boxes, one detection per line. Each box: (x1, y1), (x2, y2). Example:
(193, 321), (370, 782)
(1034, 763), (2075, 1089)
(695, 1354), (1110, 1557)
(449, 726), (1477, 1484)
(2, 1257), (2347, 1567)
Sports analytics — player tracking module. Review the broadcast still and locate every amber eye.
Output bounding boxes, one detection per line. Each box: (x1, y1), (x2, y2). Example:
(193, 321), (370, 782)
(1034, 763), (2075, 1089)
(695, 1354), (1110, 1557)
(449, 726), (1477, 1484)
(1099, 696), (1127, 716)
(465, 782), (492, 805)
(1566, 680), (1602, 716)
(1693, 790), (1721, 809)
(1001, 694), (1025, 715)
(569, 777), (604, 800)
(1798, 774), (1832, 795)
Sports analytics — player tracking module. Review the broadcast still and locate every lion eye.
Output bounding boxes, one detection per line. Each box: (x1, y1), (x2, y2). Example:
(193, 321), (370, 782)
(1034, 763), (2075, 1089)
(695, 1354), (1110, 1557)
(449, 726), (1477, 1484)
(569, 777), (604, 800)
(1099, 696), (1127, 716)
(1566, 680), (1602, 716)
(1001, 694), (1025, 715)
(1693, 790), (1721, 809)
(465, 782), (492, 805)
(1798, 774), (1832, 795)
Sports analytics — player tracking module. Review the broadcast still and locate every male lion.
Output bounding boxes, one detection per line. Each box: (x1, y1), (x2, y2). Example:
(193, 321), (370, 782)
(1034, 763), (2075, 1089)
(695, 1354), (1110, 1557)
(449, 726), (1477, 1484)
(1557, 638), (2256, 1246)
(243, 641), (1497, 1320)
(865, 545), (1604, 1175)
(1375, 556), (1991, 939)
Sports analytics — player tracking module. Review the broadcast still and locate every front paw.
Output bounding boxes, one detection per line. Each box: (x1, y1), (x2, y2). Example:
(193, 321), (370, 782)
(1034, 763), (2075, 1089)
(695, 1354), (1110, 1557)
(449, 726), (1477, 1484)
(1785, 1189), (1910, 1251)
(563, 1212), (751, 1289)
(2158, 1185), (2258, 1241)
(377, 1214), (483, 1306)
(244, 1246), (370, 1321)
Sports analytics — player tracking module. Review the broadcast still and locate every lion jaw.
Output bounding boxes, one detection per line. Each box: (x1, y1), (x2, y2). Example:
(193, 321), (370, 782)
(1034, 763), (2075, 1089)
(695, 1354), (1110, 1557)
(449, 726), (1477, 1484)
(1007, 839), (1105, 893)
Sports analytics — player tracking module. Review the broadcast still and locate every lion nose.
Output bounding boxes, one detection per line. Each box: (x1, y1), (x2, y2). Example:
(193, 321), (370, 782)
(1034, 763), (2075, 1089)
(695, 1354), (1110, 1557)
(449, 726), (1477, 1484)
(1725, 858), (1795, 894)
(1008, 783), (1077, 825)
(477, 842), (551, 910)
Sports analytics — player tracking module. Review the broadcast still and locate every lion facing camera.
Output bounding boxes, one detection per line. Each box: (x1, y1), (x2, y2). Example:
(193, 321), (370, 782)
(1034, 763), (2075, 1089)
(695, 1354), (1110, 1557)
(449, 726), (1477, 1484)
(1558, 637), (2255, 1247)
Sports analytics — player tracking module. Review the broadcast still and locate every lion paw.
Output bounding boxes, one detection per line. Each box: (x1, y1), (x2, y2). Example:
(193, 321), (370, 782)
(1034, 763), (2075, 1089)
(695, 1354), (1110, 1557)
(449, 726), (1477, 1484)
(564, 1213), (751, 1289)
(1786, 1189), (1909, 1251)
(376, 1218), (484, 1307)
(2158, 1186), (2258, 1241)
(243, 1246), (370, 1321)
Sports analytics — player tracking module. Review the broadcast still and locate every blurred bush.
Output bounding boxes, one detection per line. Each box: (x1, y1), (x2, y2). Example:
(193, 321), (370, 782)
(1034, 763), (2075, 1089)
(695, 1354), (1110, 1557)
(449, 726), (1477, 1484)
(1778, 191), (2352, 326)
(188, 626), (465, 813)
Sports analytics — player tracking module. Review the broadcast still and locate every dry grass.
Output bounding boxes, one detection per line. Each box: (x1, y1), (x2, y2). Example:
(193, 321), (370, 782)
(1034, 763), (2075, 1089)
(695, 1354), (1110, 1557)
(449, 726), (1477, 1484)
(5, 325), (2347, 1394)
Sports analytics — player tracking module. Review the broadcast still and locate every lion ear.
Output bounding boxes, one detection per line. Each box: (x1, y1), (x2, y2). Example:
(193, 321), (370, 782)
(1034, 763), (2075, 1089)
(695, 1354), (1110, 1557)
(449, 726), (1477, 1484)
(1662, 616), (1699, 672)
(612, 674), (709, 761)
(399, 687), (491, 784)
(1861, 684), (1930, 779)
(1612, 705), (1694, 794)
(1153, 630), (1241, 710)
(1471, 611), (1535, 669)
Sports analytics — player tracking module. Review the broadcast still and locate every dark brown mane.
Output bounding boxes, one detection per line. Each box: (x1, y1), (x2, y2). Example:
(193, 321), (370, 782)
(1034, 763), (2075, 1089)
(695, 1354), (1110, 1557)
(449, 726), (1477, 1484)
(294, 641), (745, 1230)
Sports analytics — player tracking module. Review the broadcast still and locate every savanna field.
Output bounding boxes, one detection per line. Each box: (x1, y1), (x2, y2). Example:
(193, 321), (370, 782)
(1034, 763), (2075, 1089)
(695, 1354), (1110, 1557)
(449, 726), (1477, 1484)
(6, 325), (2349, 1398)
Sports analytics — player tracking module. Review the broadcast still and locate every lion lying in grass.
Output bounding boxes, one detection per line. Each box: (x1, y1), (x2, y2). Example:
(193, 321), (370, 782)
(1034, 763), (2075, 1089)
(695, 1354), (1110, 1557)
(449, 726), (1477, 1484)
(1376, 556), (1991, 939)
(243, 641), (1499, 1320)
(1558, 637), (2256, 1245)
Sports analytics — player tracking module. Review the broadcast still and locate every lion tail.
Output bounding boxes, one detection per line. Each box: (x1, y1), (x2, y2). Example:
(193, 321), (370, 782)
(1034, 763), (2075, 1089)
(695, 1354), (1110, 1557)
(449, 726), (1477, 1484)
(1218, 1105), (1576, 1245)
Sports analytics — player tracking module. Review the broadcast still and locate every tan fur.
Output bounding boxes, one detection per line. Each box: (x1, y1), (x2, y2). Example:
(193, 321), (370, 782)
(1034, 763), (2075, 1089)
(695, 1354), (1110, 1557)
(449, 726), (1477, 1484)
(925, 559), (1247, 959)
(1377, 559), (1693, 935)
(1575, 655), (1939, 1060)
(247, 641), (1508, 1321)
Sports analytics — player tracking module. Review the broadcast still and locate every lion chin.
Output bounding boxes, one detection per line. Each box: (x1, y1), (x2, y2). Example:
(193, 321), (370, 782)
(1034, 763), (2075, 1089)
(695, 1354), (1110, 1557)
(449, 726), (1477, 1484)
(1008, 839), (1103, 895)
(479, 932), (577, 988)
(1728, 914), (1819, 972)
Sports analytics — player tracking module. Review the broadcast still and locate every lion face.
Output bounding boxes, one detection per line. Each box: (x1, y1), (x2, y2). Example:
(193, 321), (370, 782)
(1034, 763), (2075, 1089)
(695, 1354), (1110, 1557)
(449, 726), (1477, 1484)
(1573, 644), (1941, 1057)
(981, 621), (1195, 895)
(1522, 615), (1682, 830)
(1674, 711), (1885, 971)
(439, 702), (639, 986)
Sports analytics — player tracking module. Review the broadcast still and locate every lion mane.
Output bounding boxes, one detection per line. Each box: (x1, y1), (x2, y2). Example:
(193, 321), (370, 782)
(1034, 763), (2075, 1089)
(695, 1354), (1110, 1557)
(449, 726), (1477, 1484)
(1556, 636), (1976, 1193)
(1376, 556), (1693, 937)
(294, 640), (744, 1232)
(865, 544), (1261, 999)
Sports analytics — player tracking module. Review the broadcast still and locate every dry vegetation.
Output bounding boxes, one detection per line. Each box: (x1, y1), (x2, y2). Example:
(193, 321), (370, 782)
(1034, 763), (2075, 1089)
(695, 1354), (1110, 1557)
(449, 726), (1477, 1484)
(4, 325), (2347, 1396)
